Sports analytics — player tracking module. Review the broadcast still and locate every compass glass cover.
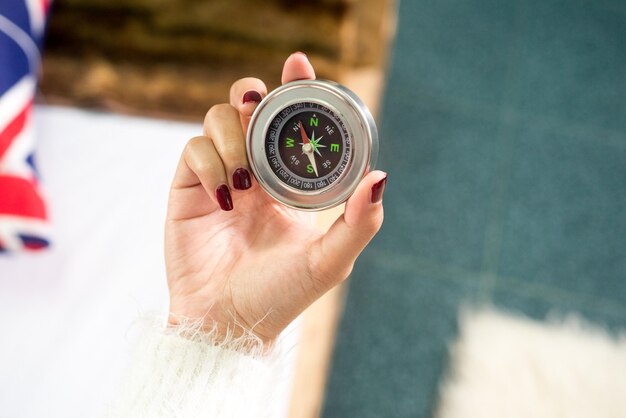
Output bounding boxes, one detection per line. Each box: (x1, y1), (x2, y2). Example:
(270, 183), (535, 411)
(264, 101), (351, 192)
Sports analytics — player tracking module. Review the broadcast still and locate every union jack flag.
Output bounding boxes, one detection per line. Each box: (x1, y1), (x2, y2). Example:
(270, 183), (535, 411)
(0, 0), (51, 252)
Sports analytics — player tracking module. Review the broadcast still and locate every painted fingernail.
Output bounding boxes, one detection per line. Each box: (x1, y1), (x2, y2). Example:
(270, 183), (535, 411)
(370, 175), (387, 203)
(233, 168), (252, 190)
(243, 90), (262, 104)
(216, 184), (233, 211)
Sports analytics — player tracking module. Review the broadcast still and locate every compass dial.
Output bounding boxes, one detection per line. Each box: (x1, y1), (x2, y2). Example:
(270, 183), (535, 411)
(247, 79), (378, 211)
(265, 102), (351, 191)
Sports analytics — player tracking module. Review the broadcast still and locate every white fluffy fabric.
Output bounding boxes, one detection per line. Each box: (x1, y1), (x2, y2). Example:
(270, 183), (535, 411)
(108, 318), (288, 418)
(437, 309), (626, 418)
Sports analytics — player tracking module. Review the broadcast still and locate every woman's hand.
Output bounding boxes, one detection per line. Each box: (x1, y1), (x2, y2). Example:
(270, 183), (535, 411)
(165, 53), (387, 343)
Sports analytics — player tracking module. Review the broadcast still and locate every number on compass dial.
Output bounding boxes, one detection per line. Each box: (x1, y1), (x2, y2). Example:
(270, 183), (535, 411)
(264, 102), (351, 191)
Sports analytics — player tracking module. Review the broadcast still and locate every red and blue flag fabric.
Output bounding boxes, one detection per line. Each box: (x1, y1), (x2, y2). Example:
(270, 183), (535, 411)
(0, 0), (51, 252)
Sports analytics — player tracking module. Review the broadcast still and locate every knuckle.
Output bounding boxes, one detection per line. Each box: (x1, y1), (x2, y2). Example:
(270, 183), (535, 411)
(185, 136), (206, 153)
(361, 212), (384, 239)
(185, 136), (206, 151)
(195, 161), (214, 177)
(369, 209), (384, 233)
(348, 209), (384, 247)
(206, 103), (237, 125)
(184, 137), (216, 175)
(220, 138), (243, 158)
(233, 77), (264, 93)
(362, 202), (384, 228)
(348, 208), (384, 237)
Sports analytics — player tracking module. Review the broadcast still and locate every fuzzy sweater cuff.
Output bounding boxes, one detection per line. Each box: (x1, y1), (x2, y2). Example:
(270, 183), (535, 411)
(109, 320), (282, 418)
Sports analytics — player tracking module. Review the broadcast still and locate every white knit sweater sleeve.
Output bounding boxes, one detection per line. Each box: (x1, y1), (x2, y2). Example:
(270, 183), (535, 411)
(108, 322), (284, 418)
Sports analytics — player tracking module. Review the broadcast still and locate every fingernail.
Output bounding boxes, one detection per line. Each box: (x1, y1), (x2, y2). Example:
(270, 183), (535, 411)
(293, 51), (307, 58)
(216, 184), (233, 211)
(243, 90), (262, 104)
(233, 168), (252, 190)
(370, 175), (387, 203)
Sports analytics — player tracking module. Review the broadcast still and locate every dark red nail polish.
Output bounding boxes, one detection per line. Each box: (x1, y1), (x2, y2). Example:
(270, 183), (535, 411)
(216, 184), (233, 211)
(243, 90), (262, 104)
(233, 168), (252, 190)
(371, 175), (387, 203)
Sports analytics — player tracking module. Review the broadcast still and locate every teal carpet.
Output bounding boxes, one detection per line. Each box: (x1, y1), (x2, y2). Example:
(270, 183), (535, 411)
(323, 0), (626, 416)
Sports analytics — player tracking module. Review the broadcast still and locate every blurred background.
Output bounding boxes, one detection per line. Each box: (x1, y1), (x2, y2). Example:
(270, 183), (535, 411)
(2, 0), (625, 417)
(323, 0), (626, 416)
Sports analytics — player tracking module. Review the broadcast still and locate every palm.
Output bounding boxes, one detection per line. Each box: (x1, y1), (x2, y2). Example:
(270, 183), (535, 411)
(166, 183), (323, 340)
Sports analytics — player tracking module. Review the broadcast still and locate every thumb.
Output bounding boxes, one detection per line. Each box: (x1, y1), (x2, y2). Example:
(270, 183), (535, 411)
(311, 170), (387, 287)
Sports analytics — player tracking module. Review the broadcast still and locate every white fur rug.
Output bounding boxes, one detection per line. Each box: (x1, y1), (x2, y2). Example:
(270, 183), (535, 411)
(436, 309), (626, 418)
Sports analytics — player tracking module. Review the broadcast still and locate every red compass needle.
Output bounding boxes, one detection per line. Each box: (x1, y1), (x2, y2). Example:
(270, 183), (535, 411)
(298, 121), (310, 144)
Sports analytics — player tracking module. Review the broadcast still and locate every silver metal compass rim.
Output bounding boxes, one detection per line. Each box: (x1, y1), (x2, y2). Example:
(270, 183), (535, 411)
(247, 79), (379, 211)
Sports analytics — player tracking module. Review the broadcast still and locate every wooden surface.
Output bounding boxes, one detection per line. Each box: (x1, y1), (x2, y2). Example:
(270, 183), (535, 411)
(40, 0), (394, 120)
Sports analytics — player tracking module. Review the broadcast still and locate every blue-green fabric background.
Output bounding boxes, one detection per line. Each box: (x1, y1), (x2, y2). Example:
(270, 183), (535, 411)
(323, 0), (626, 416)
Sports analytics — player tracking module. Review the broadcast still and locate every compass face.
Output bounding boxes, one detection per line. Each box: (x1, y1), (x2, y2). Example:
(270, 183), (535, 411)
(264, 102), (351, 191)
(247, 79), (378, 211)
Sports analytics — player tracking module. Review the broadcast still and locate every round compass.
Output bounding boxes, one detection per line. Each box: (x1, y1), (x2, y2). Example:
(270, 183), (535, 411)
(247, 80), (378, 211)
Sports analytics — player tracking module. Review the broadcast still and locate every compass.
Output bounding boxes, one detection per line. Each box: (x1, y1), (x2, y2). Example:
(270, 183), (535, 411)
(246, 80), (378, 211)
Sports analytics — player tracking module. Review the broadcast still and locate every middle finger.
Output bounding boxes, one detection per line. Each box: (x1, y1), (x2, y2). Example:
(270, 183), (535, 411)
(204, 103), (252, 191)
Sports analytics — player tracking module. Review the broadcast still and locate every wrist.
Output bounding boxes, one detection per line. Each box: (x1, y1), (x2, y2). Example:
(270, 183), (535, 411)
(165, 312), (270, 354)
